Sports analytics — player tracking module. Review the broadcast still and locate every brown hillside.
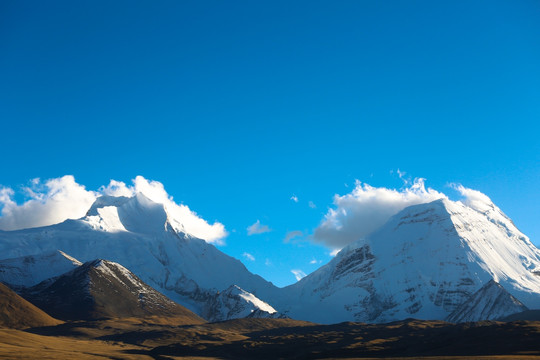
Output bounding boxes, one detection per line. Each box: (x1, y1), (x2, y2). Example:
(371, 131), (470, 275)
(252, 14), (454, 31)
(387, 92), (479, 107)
(0, 282), (62, 329)
(21, 260), (205, 324)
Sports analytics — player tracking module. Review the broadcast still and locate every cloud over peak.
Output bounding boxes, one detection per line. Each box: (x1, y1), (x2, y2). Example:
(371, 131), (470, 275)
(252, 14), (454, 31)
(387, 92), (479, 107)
(313, 178), (446, 249)
(0, 175), (227, 244)
(312, 178), (499, 252)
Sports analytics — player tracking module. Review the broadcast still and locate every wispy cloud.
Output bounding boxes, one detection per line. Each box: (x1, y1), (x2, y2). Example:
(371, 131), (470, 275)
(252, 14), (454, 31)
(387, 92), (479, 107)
(242, 252), (255, 261)
(291, 269), (307, 281)
(284, 230), (303, 243)
(451, 183), (495, 213)
(308, 201), (316, 209)
(329, 249), (341, 257)
(247, 220), (271, 235)
(265, 258), (272, 266)
(290, 195), (298, 203)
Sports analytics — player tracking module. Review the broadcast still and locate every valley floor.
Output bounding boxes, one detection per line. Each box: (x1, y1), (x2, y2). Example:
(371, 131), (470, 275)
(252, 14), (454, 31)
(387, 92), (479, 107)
(2, 318), (540, 359)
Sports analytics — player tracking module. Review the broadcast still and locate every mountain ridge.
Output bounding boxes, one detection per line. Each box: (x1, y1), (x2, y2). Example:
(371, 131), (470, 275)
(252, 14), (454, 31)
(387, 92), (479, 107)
(446, 280), (528, 322)
(276, 198), (540, 323)
(1, 194), (540, 324)
(20, 259), (205, 323)
(0, 194), (279, 321)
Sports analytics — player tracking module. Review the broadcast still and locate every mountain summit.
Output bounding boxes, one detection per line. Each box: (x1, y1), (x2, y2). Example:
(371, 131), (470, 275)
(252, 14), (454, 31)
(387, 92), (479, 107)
(0, 194), (278, 320)
(277, 198), (540, 323)
(1, 194), (539, 324)
(84, 193), (171, 234)
(20, 259), (204, 322)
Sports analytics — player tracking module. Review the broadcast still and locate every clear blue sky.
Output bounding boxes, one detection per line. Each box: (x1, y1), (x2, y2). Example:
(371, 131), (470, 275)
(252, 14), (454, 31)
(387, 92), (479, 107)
(1, 1), (539, 287)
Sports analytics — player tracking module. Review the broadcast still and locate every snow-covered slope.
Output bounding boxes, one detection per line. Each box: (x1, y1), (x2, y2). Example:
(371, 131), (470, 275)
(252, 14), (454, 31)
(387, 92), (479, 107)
(20, 259), (204, 322)
(0, 193), (278, 320)
(2, 192), (539, 324)
(446, 280), (528, 323)
(278, 198), (540, 323)
(0, 250), (82, 286)
(201, 285), (278, 322)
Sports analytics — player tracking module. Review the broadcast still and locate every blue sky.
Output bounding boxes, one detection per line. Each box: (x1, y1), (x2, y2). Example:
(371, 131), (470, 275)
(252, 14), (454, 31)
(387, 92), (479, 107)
(1, 1), (539, 287)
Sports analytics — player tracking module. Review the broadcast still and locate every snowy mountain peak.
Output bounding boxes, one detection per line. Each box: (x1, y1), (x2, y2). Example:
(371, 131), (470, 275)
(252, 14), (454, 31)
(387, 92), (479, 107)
(201, 284), (278, 322)
(446, 280), (528, 323)
(279, 197), (540, 324)
(0, 192), (278, 321)
(85, 195), (131, 216)
(20, 258), (205, 322)
(83, 193), (171, 234)
(88, 259), (158, 293)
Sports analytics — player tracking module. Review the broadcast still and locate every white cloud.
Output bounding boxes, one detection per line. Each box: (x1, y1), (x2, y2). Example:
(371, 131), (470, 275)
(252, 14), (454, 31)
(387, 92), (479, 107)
(284, 230), (303, 243)
(291, 269), (307, 281)
(309, 258), (320, 264)
(99, 179), (134, 197)
(313, 178), (446, 249)
(0, 175), (227, 244)
(308, 201), (316, 209)
(265, 258), (272, 266)
(451, 183), (494, 213)
(242, 252), (255, 261)
(247, 220), (271, 235)
(291, 195), (298, 203)
(396, 169), (410, 184)
(0, 176), (96, 231)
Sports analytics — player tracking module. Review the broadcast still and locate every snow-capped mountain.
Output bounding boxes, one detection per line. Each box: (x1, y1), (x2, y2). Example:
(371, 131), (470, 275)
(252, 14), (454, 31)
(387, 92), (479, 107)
(446, 280), (528, 323)
(277, 198), (540, 323)
(20, 259), (205, 322)
(0, 250), (82, 287)
(201, 285), (278, 322)
(2, 192), (540, 324)
(0, 193), (278, 320)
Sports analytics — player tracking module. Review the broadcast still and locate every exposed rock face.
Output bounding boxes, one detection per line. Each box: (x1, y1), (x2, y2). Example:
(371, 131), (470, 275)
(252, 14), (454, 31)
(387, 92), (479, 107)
(446, 280), (528, 323)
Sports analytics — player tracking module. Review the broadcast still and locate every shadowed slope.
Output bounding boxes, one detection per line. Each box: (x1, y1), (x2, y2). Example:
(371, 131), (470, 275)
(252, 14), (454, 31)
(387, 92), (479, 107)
(21, 260), (205, 324)
(502, 310), (540, 321)
(0, 282), (62, 329)
(151, 319), (540, 359)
